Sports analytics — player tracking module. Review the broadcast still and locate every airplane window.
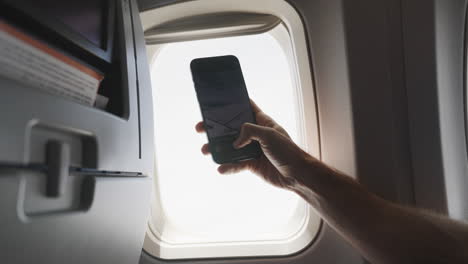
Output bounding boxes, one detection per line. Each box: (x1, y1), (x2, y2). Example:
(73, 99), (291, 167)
(145, 24), (319, 259)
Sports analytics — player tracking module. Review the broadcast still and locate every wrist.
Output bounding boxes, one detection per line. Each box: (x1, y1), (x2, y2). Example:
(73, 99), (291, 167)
(289, 152), (339, 200)
(288, 152), (320, 191)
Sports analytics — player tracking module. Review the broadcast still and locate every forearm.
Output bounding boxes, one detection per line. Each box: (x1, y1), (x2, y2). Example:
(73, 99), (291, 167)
(291, 156), (468, 264)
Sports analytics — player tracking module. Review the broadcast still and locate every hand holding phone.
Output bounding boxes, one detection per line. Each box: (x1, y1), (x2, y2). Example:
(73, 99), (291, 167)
(191, 55), (262, 164)
(195, 100), (307, 190)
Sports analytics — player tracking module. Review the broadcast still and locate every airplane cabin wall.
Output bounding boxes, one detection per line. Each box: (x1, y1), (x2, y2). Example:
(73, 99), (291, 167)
(435, 0), (468, 220)
(402, 0), (468, 220)
(138, 0), (468, 262)
(290, 0), (468, 221)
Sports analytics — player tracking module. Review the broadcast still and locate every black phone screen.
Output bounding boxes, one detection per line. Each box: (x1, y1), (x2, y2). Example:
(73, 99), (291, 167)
(191, 56), (255, 140)
(191, 55), (261, 164)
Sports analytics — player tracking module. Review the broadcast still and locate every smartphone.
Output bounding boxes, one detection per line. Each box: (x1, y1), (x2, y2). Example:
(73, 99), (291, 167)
(190, 55), (262, 164)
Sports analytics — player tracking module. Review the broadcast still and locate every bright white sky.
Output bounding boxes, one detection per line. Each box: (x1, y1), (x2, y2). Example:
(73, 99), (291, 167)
(150, 30), (308, 245)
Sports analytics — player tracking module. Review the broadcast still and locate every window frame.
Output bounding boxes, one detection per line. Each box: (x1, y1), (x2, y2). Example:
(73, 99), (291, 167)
(141, 0), (321, 259)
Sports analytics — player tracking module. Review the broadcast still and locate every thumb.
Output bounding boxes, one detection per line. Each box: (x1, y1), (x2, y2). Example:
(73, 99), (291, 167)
(233, 123), (272, 149)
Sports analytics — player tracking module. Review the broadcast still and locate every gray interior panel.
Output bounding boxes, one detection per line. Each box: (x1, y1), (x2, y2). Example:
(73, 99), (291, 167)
(0, 0), (155, 263)
(0, 169), (151, 264)
(403, 0), (468, 218)
(0, 0), (154, 176)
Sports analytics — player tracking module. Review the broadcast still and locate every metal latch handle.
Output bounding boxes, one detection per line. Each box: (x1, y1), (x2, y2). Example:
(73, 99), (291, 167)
(46, 140), (70, 198)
